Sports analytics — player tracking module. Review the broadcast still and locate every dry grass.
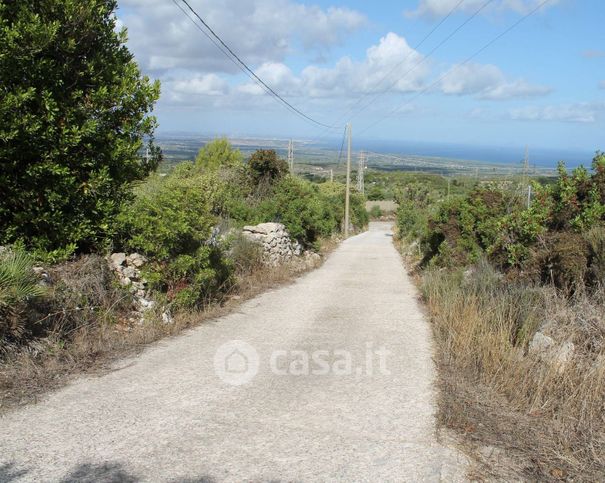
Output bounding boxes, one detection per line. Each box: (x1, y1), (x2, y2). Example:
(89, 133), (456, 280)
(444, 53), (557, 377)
(0, 254), (323, 413)
(419, 261), (605, 480)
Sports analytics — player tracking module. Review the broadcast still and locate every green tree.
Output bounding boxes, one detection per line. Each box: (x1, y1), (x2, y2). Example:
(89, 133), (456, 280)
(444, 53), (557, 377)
(195, 138), (243, 171)
(248, 149), (289, 185)
(0, 0), (161, 252)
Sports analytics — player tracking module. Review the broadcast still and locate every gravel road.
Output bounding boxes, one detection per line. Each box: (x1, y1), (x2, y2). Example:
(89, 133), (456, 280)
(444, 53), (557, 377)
(0, 222), (466, 482)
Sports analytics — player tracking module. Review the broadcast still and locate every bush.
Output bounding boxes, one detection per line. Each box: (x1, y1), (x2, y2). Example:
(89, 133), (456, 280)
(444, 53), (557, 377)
(396, 200), (427, 242)
(257, 176), (337, 247)
(367, 185), (385, 201)
(115, 172), (232, 308)
(0, 250), (45, 345)
(584, 226), (605, 285)
(318, 181), (368, 233)
(195, 138), (243, 171)
(0, 0), (161, 252)
(228, 233), (264, 276)
(248, 149), (289, 187)
(369, 205), (383, 219)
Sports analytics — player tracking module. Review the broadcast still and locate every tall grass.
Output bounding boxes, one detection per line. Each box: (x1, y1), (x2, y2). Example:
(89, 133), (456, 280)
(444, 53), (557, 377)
(422, 261), (605, 479)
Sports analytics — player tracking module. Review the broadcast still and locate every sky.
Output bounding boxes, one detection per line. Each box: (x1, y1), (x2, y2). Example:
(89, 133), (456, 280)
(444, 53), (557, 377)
(116, 0), (604, 156)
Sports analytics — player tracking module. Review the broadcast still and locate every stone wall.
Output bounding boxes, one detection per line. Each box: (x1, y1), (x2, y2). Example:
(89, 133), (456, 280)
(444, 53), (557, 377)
(242, 223), (303, 266)
(109, 252), (172, 324)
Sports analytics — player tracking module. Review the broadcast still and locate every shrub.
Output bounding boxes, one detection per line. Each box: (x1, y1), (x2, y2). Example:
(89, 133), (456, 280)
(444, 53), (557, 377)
(584, 226), (605, 286)
(396, 200), (427, 242)
(422, 186), (524, 267)
(369, 205), (383, 219)
(228, 233), (264, 276)
(0, 0), (161, 252)
(0, 250), (45, 345)
(526, 232), (590, 290)
(318, 181), (368, 233)
(195, 138), (243, 171)
(115, 172), (232, 308)
(257, 176), (337, 247)
(248, 149), (289, 187)
(367, 185), (386, 201)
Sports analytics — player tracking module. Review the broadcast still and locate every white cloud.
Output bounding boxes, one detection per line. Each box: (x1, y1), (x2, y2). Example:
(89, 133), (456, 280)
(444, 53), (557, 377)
(303, 33), (427, 98)
(236, 33), (428, 100)
(440, 63), (551, 100)
(171, 74), (229, 97)
(118, 0), (366, 74)
(600, 80), (605, 90)
(509, 102), (605, 123)
(408, 0), (559, 18)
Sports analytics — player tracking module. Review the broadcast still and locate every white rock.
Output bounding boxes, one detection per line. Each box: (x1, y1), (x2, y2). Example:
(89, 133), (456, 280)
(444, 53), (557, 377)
(529, 332), (555, 355)
(139, 298), (155, 309)
(127, 253), (147, 268)
(553, 341), (575, 372)
(110, 253), (127, 268)
(122, 266), (138, 280)
(162, 310), (173, 324)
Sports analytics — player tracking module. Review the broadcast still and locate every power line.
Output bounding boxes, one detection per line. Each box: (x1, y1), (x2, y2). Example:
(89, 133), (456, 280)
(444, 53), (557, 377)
(358, 0), (552, 137)
(173, 0), (338, 130)
(310, 0), (491, 145)
(347, 0), (495, 124)
(327, 0), (467, 130)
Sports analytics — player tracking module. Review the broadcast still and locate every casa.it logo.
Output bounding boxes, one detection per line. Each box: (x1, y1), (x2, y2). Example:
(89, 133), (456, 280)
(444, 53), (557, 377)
(213, 340), (260, 386)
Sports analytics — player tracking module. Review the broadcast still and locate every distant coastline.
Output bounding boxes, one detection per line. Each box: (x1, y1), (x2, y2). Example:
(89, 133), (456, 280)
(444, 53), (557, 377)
(156, 132), (596, 170)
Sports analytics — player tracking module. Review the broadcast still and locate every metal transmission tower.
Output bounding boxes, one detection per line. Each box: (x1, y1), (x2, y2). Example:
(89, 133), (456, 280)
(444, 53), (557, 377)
(287, 140), (294, 173)
(357, 151), (366, 194)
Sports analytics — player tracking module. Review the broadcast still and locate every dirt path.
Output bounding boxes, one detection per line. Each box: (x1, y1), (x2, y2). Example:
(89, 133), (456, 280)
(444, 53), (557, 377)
(0, 222), (466, 482)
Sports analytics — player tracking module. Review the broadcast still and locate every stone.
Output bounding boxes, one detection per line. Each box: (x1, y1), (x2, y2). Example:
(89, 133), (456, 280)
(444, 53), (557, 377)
(529, 332), (555, 355)
(120, 277), (131, 286)
(139, 298), (155, 310)
(553, 341), (575, 372)
(162, 310), (173, 324)
(127, 253), (147, 268)
(122, 266), (138, 280)
(110, 253), (127, 268)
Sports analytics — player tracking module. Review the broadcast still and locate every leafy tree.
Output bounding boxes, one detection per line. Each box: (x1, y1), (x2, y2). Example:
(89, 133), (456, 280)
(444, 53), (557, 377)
(0, 0), (161, 252)
(248, 149), (289, 185)
(195, 138), (243, 171)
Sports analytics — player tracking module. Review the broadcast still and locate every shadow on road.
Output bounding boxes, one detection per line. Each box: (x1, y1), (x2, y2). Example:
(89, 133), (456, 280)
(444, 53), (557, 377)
(0, 461), (223, 483)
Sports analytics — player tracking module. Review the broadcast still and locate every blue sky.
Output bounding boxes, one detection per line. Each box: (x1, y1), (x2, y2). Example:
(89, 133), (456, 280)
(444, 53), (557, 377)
(117, 0), (604, 155)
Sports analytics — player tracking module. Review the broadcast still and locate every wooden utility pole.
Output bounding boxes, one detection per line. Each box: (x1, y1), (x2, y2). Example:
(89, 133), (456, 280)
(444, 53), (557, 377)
(344, 123), (352, 238)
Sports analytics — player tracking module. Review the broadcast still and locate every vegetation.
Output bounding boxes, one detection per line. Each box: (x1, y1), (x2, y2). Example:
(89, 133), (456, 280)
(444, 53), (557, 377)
(0, 0), (161, 252)
(0, 250), (46, 346)
(395, 155), (605, 479)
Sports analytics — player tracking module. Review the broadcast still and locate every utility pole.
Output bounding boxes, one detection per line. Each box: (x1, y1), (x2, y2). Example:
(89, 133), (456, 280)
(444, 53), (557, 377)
(287, 139), (294, 173)
(344, 123), (352, 238)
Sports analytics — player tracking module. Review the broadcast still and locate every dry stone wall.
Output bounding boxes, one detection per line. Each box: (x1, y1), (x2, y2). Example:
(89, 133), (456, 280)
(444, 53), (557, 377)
(242, 223), (303, 266)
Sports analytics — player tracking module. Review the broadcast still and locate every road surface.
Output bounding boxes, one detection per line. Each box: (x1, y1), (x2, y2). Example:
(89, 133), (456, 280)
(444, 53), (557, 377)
(0, 222), (466, 482)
